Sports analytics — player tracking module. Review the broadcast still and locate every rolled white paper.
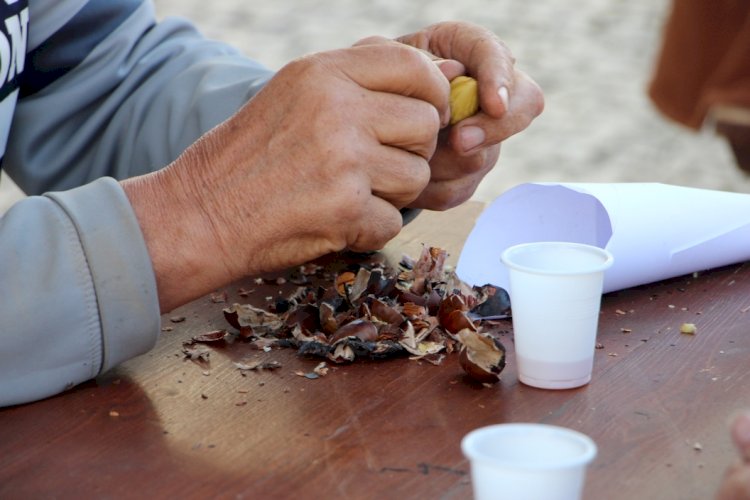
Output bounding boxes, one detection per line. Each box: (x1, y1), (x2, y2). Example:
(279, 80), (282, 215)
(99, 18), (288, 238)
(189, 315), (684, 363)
(457, 182), (750, 293)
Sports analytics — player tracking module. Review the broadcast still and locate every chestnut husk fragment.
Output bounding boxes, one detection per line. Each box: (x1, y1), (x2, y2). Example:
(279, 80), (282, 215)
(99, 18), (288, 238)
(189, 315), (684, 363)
(191, 330), (229, 343)
(370, 299), (405, 326)
(223, 303), (283, 336)
(329, 319), (378, 344)
(457, 329), (507, 384)
(469, 284), (512, 318)
(220, 246), (510, 369)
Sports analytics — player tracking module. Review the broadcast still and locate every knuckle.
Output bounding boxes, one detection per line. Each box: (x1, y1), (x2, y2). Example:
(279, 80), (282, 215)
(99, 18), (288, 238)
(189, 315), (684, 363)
(378, 215), (403, 246)
(280, 55), (323, 82)
(413, 160), (432, 190)
(394, 43), (428, 66)
(395, 159), (431, 204)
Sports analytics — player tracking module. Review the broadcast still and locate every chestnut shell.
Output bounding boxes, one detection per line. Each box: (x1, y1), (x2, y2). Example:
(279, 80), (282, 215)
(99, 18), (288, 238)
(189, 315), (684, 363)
(457, 329), (506, 384)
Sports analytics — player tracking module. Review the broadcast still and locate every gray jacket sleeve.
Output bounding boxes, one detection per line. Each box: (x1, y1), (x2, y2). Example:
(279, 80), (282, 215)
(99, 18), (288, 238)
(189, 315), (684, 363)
(0, 1), (275, 406)
(0, 177), (159, 407)
(5, 0), (274, 194)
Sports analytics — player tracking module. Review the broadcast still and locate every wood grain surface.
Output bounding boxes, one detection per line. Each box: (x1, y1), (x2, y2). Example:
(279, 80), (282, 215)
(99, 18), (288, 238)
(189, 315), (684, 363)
(2, 202), (749, 500)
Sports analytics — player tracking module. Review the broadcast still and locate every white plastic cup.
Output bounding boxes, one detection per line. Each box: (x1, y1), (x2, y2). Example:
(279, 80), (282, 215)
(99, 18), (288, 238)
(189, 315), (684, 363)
(461, 423), (597, 500)
(501, 242), (613, 389)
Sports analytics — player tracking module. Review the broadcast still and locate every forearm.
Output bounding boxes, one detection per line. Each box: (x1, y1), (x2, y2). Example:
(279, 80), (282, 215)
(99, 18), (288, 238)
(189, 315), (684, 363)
(0, 178), (160, 407)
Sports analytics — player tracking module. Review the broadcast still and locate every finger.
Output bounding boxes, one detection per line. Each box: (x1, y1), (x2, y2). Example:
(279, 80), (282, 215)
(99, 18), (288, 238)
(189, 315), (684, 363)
(364, 92), (441, 159)
(397, 21), (516, 117)
(367, 147), (431, 208)
(410, 173), (482, 211)
(351, 36), (467, 123)
(435, 59), (466, 82)
(346, 195), (404, 253)
(731, 411), (750, 463)
(409, 146), (500, 211)
(354, 35), (467, 80)
(430, 132), (498, 181)
(329, 44), (451, 125)
(449, 69), (544, 154)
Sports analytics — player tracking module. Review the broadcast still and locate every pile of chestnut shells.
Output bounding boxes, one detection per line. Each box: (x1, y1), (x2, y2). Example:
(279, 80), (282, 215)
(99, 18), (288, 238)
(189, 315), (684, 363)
(223, 247), (510, 383)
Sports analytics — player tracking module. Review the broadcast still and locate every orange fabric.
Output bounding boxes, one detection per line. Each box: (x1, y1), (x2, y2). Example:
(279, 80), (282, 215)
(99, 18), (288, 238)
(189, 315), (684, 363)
(649, 0), (750, 129)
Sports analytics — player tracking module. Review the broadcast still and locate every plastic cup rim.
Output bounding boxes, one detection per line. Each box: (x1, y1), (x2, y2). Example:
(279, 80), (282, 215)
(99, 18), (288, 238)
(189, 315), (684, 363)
(461, 423), (598, 470)
(501, 241), (614, 277)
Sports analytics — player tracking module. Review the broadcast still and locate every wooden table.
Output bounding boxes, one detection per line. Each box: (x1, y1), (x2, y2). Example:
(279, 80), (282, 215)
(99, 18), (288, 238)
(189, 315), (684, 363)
(3, 202), (750, 500)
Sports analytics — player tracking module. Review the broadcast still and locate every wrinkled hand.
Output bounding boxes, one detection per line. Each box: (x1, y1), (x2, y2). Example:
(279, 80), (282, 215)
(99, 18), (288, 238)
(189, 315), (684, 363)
(123, 44), (452, 311)
(358, 21), (544, 209)
(717, 412), (750, 499)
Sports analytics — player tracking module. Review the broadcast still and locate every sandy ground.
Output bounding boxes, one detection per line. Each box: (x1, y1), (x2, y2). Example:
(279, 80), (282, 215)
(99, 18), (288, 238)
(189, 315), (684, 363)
(3, 0), (749, 212)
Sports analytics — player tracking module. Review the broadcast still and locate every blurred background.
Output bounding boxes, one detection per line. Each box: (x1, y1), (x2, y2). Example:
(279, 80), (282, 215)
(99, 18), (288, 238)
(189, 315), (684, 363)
(2, 0), (749, 212)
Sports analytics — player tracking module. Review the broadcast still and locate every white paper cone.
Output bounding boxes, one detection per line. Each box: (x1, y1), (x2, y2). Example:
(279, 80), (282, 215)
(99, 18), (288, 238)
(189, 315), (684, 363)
(457, 182), (750, 294)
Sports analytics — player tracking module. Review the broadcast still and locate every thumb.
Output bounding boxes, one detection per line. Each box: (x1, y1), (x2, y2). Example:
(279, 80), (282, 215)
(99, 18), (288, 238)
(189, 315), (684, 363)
(730, 411), (750, 462)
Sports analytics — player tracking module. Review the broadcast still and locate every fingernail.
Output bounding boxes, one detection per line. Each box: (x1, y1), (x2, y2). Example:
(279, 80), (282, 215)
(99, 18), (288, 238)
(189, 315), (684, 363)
(460, 126), (485, 151)
(498, 86), (509, 112)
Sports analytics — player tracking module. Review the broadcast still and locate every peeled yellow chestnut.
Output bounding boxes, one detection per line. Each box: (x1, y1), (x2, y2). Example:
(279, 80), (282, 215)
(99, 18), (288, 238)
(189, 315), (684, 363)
(457, 329), (506, 384)
(449, 76), (479, 125)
